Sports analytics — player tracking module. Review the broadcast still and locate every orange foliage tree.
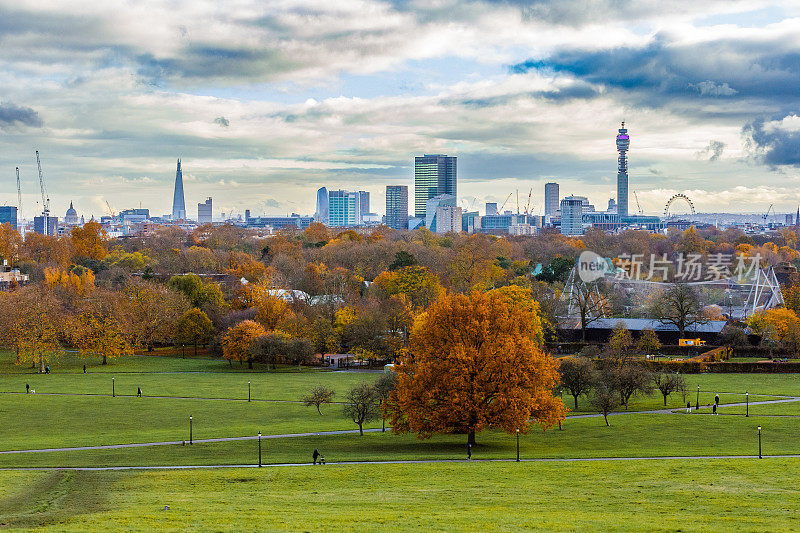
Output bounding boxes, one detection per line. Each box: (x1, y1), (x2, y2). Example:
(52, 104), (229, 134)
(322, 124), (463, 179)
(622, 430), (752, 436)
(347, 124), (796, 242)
(385, 290), (566, 446)
(222, 320), (266, 368)
(0, 223), (23, 265)
(372, 265), (444, 310)
(71, 220), (109, 260)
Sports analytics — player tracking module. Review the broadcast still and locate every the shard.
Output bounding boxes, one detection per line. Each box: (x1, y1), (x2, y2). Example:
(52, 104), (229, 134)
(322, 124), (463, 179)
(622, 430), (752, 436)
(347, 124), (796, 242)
(172, 159), (186, 221)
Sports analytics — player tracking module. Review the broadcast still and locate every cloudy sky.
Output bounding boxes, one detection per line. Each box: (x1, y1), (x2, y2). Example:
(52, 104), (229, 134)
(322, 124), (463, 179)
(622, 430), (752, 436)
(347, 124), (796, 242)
(2, 0), (800, 220)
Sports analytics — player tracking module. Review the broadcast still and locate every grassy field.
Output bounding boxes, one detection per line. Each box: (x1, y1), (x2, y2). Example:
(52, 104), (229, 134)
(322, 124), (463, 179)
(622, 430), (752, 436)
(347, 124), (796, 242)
(1, 459), (799, 531)
(2, 351), (800, 530)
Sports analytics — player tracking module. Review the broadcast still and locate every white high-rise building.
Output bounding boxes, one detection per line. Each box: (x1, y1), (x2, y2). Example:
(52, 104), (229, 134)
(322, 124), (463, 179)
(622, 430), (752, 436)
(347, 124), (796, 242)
(560, 196), (584, 236)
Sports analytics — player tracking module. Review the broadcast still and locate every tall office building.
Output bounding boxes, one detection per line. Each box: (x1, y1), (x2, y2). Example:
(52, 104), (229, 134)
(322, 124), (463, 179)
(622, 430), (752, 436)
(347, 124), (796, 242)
(172, 159), (186, 221)
(315, 187), (329, 225)
(560, 196), (584, 236)
(544, 182), (559, 217)
(0, 206), (18, 230)
(328, 190), (360, 227)
(616, 122), (630, 218)
(357, 191), (370, 222)
(386, 185), (409, 230)
(485, 202), (498, 216)
(414, 154), (456, 220)
(34, 215), (58, 236)
(198, 198), (212, 225)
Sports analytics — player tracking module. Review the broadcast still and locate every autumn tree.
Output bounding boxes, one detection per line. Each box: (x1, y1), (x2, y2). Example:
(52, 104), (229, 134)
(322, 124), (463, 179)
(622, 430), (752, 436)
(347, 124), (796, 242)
(747, 308), (800, 356)
(119, 279), (189, 352)
(559, 356), (596, 410)
(302, 386), (335, 415)
(385, 290), (566, 446)
(343, 382), (380, 436)
(589, 377), (621, 427)
(175, 308), (215, 357)
(221, 320), (266, 368)
(608, 321), (634, 361)
(75, 313), (133, 365)
(71, 220), (110, 261)
(5, 287), (63, 372)
(562, 279), (609, 341)
(0, 223), (23, 265)
(371, 265), (444, 310)
(636, 328), (662, 354)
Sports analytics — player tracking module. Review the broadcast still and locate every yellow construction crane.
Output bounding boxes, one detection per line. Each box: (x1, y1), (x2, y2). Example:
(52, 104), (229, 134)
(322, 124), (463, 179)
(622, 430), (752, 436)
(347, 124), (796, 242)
(105, 200), (116, 218)
(499, 193), (513, 213)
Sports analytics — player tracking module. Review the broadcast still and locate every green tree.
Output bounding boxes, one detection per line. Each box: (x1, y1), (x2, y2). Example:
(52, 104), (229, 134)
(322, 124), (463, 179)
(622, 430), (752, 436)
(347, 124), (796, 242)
(343, 383), (380, 436)
(175, 308), (215, 358)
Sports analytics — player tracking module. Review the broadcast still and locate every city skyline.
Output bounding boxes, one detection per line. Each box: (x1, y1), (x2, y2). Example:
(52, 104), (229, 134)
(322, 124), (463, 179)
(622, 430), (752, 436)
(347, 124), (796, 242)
(3, 2), (800, 219)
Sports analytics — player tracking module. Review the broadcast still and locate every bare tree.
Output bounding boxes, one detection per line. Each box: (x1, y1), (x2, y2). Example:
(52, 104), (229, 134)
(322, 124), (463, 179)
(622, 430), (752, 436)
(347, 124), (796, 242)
(374, 372), (398, 432)
(611, 363), (654, 410)
(563, 280), (609, 341)
(652, 372), (686, 406)
(589, 378), (620, 427)
(649, 282), (707, 338)
(301, 386), (335, 415)
(343, 383), (380, 436)
(559, 356), (596, 410)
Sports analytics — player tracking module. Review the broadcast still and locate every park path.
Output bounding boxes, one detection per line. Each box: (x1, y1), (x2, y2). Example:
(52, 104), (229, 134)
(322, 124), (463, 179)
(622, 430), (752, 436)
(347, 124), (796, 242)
(0, 394), (797, 456)
(2, 453), (800, 471)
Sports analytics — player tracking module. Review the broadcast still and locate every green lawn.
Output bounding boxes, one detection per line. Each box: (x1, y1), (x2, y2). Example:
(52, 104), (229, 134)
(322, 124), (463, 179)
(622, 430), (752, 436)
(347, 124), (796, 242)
(1, 459), (798, 531)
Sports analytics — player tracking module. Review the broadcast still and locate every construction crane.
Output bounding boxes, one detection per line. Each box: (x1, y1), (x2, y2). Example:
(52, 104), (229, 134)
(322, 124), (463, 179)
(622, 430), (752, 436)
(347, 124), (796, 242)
(35, 151), (50, 234)
(633, 191), (644, 215)
(524, 188), (533, 214)
(15, 167), (22, 222)
(499, 192), (513, 213)
(762, 204), (775, 222)
(105, 200), (116, 218)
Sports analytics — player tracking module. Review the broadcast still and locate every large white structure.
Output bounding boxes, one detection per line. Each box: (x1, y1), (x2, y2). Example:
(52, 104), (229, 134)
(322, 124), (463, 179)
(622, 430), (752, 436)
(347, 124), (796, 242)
(425, 194), (457, 232)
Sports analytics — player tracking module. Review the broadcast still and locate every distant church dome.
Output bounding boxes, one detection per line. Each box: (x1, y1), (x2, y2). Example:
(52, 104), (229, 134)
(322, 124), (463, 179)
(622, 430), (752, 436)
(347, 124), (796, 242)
(65, 201), (79, 225)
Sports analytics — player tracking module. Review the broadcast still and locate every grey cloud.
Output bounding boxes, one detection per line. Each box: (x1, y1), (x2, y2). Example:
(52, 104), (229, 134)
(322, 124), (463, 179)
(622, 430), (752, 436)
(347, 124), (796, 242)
(744, 117), (800, 166)
(689, 81), (738, 97)
(0, 102), (43, 129)
(214, 116), (230, 127)
(510, 34), (800, 107)
(696, 140), (726, 161)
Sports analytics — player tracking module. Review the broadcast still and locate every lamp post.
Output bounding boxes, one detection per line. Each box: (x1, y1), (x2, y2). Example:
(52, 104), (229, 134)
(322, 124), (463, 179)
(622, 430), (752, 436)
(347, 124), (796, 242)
(746, 391), (749, 417)
(248, 381), (251, 403)
(258, 431), (262, 467)
(112, 377), (115, 398)
(758, 426), (762, 459)
(189, 415), (193, 445)
(696, 385), (700, 410)
(516, 429), (520, 462)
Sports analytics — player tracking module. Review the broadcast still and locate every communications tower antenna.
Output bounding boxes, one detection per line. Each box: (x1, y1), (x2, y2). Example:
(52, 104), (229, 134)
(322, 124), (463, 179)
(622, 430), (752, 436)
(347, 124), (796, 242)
(15, 167), (22, 222)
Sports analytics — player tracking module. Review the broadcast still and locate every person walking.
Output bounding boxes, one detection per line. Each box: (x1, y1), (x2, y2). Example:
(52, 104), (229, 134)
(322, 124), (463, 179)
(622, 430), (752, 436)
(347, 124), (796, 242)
(686, 402), (691, 414)
(712, 404), (717, 415)
(25, 383), (29, 394)
(467, 444), (472, 460)
(715, 394), (719, 406)
(313, 448), (320, 465)
(83, 365), (86, 374)
(137, 387), (142, 397)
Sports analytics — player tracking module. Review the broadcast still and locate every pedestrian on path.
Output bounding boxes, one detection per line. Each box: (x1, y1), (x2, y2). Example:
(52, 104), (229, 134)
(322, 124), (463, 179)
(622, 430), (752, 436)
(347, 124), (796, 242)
(467, 444), (472, 460)
(137, 387), (142, 397)
(713, 404), (717, 415)
(686, 402), (691, 413)
(25, 383), (29, 394)
(83, 365), (86, 374)
(313, 448), (320, 465)
(715, 394), (719, 406)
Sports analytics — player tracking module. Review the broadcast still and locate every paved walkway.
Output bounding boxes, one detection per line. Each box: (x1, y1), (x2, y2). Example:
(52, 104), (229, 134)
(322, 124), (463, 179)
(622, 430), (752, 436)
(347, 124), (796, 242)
(2, 454), (799, 471)
(0, 394), (796, 456)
